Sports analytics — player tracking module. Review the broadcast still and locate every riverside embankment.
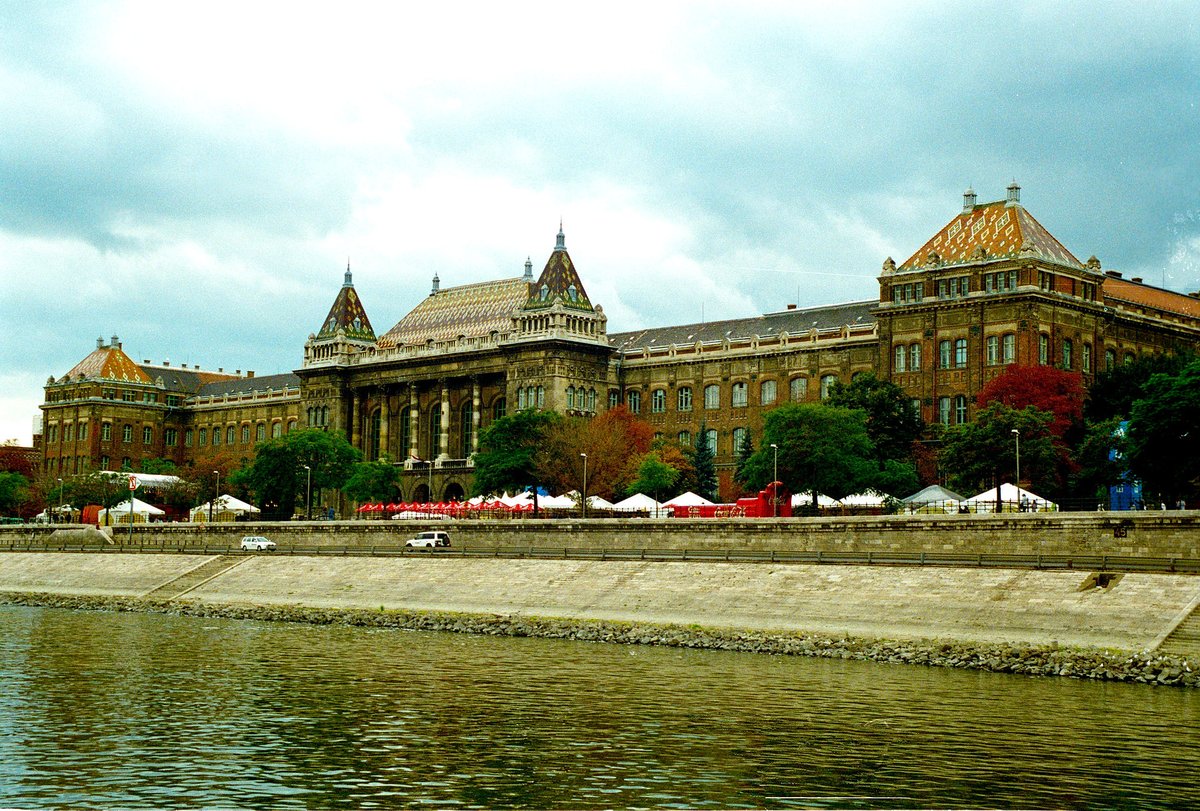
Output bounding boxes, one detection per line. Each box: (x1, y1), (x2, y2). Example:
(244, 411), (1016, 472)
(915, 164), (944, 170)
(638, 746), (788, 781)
(2, 513), (1199, 685)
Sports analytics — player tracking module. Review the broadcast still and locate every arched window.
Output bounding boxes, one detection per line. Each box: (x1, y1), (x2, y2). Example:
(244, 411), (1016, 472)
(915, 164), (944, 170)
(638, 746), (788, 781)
(678, 430), (691, 446)
(986, 335), (1000, 365)
(400, 406), (411, 451)
(790, 377), (807, 401)
(427, 403), (441, 459)
(1002, 334), (1015, 364)
(894, 344), (907, 372)
(651, 389), (666, 413)
(704, 429), (718, 454)
(627, 390), (641, 414)
(1105, 348), (1116, 371)
(731, 382), (748, 407)
(123, 424), (133, 443)
(954, 338), (967, 368)
(493, 398), (506, 421)
(732, 426), (748, 455)
(1039, 334), (1050, 365)
(937, 397), (951, 426)
(939, 340), (952, 369)
(954, 395), (968, 424)
(518, 387), (527, 410)
(566, 386), (576, 410)
(677, 387), (693, 411)
(256, 423), (266, 441)
(760, 380), (776, 405)
(460, 401), (473, 456)
(143, 426), (153, 445)
(820, 375), (837, 399)
(272, 422), (282, 438)
(1062, 339), (1073, 369)
(704, 384), (720, 409)
(587, 389), (596, 411)
(909, 343), (921, 372)
(227, 426), (236, 444)
(1082, 343), (1092, 373)
(368, 409), (381, 459)
(241, 425), (250, 444)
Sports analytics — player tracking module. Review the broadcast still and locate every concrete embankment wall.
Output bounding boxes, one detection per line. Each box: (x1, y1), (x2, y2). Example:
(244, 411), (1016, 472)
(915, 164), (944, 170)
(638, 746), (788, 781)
(5, 511), (1200, 558)
(2, 551), (1198, 655)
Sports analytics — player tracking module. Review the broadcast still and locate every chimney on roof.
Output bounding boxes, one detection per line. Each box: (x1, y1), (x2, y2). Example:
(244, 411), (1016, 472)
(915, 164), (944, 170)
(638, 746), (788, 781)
(218, 367), (224, 373)
(247, 371), (254, 379)
(1005, 181), (1021, 207)
(111, 334), (120, 348)
(430, 273), (440, 296)
(235, 369), (241, 375)
(1105, 270), (1123, 279)
(787, 304), (797, 310)
(523, 257), (533, 280)
(96, 336), (104, 349)
(163, 360), (170, 367)
(1131, 277), (1143, 284)
(963, 187), (977, 213)
(143, 359), (150, 364)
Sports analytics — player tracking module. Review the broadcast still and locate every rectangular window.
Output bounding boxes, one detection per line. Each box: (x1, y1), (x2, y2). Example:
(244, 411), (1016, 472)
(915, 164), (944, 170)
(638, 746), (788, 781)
(909, 343), (921, 371)
(627, 390), (641, 415)
(1039, 334), (1050, 365)
(678, 431), (691, 446)
(122, 425), (133, 443)
(167, 395), (181, 407)
(731, 382), (747, 407)
(1062, 339), (1073, 370)
(122, 390), (136, 402)
(165, 428), (178, 446)
(894, 344), (907, 372)
(938, 397), (951, 426)
(677, 387), (693, 411)
(954, 338), (967, 368)
(820, 374), (837, 399)
(955, 395), (968, 424)
(651, 389), (666, 413)
(1002, 333), (1016, 364)
(760, 380), (776, 405)
(143, 392), (156, 403)
(1082, 343), (1092, 373)
(78, 422), (88, 441)
(143, 426), (153, 444)
(185, 429), (193, 447)
(939, 340), (952, 369)
(986, 335), (1000, 365)
(102, 423), (112, 441)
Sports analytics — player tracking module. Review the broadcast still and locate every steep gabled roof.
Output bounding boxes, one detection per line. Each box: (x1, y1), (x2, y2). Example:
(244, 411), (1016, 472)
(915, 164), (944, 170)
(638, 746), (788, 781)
(610, 300), (876, 352)
(316, 264), (375, 341)
(523, 226), (594, 312)
(63, 344), (153, 384)
(899, 198), (1083, 272)
(376, 278), (529, 348)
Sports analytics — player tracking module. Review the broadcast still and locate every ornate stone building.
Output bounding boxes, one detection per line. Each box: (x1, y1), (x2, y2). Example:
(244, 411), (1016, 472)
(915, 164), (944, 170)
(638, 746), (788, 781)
(39, 187), (1200, 501)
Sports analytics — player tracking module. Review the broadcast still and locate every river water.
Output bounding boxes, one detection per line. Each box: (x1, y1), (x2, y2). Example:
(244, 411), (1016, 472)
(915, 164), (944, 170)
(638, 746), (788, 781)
(0, 605), (1196, 810)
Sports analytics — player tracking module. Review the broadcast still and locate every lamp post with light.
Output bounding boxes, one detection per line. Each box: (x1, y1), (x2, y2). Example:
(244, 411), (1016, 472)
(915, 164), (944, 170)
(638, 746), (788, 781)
(302, 464), (312, 521)
(210, 470), (219, 522)
(770, 444), (779, 517)
(1012, 428), (1021, 490)
(580, 453), (588, 519)
(57, 478), (64, 524)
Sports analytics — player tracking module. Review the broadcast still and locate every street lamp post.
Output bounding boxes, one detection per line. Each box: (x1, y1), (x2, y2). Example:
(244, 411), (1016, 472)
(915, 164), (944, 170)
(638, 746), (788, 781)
(302, 464), (312, 521)
(1011, 429), (1021, 491)
(770, 444), (778, 517)
(57, 478), (64, 525)
(210, 470), (219, 522)
(580, 453), (588, 519)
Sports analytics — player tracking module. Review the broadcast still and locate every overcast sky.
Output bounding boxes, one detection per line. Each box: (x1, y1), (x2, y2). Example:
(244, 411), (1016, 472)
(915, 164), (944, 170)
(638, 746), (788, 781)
(2, 1), (1198, 445)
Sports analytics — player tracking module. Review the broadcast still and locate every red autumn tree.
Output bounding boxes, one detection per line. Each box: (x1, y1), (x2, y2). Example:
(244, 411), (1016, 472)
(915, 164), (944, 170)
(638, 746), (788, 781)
(976, 365), (1084, 439)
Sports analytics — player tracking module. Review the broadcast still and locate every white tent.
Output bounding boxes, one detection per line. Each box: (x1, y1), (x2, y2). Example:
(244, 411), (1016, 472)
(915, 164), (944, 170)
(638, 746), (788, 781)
(564, 490), (615, 510)
(612, 493), (667, 516)
(838, 491), (891, 508)
(99, 497), (165, 524)
(902, 484), (966, 515)
(791, 491), (840, 508)
(537, 493), (578, 509)
(190, 495), (261, 522)
(663, 491), (715, 507)
(961, 483), (1057, 513)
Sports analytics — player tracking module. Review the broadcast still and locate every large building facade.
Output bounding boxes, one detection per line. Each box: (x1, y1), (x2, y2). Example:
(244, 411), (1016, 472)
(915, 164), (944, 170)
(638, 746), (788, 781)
(39, 187), (1200, 501)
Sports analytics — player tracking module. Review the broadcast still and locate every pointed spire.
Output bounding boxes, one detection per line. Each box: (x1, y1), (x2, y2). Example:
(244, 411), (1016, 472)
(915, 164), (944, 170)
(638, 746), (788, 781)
(554, 220), (566, 252)
(344, 258), (353, 287)
(523, 256), (533, 280)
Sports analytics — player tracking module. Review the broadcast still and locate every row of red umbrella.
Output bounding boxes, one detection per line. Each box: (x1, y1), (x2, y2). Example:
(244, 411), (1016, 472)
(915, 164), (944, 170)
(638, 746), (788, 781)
(355, 501), (535, 514)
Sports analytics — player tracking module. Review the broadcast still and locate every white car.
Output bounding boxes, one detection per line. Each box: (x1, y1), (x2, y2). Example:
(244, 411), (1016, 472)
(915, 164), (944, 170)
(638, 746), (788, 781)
(240, 536), (276, 551)
(405, 530), (450, 548)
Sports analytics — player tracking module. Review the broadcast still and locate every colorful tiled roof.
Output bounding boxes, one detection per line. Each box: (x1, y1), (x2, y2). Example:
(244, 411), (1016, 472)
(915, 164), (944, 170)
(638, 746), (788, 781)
(898, 200), (1083, 272)
(316, 265), (375, 341)
(610, 301), (877, 352)
(63, 345), (153, 384)
(376, 278), (530, 348)
(524, 226), (594, 312)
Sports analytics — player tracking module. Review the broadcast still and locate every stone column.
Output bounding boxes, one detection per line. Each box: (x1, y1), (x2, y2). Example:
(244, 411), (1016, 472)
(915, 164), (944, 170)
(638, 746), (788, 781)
(471, 378), (481, 455)
(378, 389), (390, 462)
(350, 389), (361, 449)
(438, 380), (450, 460)
(408, 385), (419, 461)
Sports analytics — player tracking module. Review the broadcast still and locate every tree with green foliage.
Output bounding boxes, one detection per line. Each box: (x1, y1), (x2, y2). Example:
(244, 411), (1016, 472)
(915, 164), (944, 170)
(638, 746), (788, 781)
(828, 373), (924, 466)
(0, 472), (30, 516)
(1068, 417), (1128, 506)
(747, 403), (911, 509)
(237, 429), (361, 519)
(938, 403), (1058, 500)
(1086, 350), (1196, 422)
(733, 427), (755, 490)
(139, 458), (179, 475)
(471, 409), (561, 497)
(628, 452), (680, 504)
(343, 459), (400, 505)
(686, 420), (718, 502)
(1126, 359), (1200, 504)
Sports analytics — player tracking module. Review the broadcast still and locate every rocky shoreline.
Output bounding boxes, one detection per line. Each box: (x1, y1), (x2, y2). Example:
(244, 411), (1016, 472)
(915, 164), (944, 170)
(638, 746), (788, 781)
(2, 590), (1196, 687)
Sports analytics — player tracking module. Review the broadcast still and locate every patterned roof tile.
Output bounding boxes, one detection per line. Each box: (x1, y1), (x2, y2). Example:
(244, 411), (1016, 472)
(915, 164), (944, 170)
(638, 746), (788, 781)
(377, 278), (529, 348)
(899, 200), (1083, 272)
(64, 346), (153, 384)
(316, 267), (375, 341)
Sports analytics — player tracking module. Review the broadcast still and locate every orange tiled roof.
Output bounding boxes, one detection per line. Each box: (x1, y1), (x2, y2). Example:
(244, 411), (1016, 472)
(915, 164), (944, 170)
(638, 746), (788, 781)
(899, 200), (1083, 272)
(1104, 277), (1200, 319)
(63, 346), (153, 384)
(376, 278), (530, 348)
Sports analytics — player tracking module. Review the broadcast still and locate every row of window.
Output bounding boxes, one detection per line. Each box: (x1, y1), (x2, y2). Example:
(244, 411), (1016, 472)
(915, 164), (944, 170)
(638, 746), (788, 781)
(898, 335), (1123, 373)
(196, 421), (290, 447)
(565, 386), (597, 412)
(629, 376), (836, 415)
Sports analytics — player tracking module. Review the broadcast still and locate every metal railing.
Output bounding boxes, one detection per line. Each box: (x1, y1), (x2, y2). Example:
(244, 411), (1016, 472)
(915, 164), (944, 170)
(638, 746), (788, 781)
(4, 541), (1199, 574)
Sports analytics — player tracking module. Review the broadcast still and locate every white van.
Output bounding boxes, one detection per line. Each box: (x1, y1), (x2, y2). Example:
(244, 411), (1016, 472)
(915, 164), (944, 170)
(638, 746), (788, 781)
(405, 530), (450, 548)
